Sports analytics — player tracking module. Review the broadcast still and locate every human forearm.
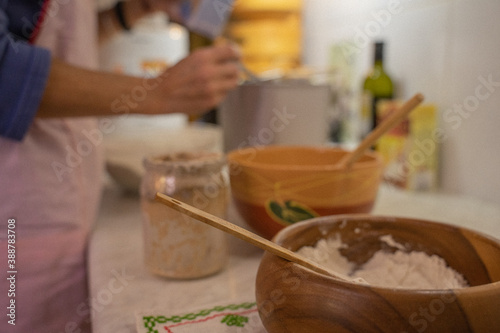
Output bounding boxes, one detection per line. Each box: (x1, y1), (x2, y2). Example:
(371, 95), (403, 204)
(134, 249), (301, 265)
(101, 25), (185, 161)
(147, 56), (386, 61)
(37, 44), (241, 118)
(37, 58), (157, 118)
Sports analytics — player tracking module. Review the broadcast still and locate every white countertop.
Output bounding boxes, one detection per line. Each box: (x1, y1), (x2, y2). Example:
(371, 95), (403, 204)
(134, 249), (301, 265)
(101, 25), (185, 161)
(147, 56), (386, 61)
(88, 184), (500, 333)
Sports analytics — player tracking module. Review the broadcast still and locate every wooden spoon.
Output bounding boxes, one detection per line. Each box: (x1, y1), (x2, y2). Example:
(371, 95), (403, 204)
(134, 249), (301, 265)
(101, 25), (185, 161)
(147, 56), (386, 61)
(337, 93), (425, 170)
(155, 192), (356, 282)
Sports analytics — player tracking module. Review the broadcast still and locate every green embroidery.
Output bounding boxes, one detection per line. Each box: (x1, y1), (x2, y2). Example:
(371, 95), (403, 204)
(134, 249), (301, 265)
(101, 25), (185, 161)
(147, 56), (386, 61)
(221, 314), (249, 327)
(142, 302), (256, 333)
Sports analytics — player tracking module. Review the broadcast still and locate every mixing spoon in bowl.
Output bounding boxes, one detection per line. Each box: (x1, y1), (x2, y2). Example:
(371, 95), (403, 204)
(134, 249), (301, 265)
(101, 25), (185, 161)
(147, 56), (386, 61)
(337, 93), (425, 170)
(155, 192), (360, 282)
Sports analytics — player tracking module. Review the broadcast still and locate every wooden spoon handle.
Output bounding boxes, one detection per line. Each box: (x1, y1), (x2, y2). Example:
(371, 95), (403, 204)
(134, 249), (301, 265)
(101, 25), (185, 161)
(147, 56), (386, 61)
(155, 192), (350, 280)
(338, 93), (425, 170)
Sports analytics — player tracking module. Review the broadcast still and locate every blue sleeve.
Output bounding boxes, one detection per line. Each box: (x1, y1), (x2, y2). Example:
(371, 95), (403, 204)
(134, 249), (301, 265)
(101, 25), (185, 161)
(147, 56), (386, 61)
(0, 7), (51, 141)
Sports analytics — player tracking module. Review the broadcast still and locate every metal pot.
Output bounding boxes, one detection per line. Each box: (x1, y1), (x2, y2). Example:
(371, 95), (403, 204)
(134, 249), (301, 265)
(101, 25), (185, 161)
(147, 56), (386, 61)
(219, 79), (331, 152)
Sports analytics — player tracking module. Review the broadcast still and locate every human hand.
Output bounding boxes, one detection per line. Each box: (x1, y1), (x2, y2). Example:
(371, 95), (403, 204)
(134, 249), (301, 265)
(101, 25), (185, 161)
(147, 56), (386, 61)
(145, 43), (241, 116)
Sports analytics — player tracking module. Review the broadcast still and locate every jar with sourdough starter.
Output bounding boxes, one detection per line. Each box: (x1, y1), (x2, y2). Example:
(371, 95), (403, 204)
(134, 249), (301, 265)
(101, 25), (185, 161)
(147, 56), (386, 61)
(140, 151), (229, 279)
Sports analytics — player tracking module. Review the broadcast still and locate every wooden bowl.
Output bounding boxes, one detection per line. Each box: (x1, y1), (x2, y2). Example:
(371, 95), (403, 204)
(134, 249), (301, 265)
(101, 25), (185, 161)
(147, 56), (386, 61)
(227, 146), (384, 239)
(256, 215), (500, 333)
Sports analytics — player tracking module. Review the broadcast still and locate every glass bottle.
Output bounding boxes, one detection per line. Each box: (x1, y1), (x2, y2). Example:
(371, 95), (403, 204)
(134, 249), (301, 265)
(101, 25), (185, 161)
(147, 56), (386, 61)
(140, 151), (229, 279)
(361, 41), (394, 139)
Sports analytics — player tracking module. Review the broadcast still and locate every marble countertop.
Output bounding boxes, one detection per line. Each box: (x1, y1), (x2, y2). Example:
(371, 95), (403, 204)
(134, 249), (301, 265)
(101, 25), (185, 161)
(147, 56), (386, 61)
(88, 184), (500, 333)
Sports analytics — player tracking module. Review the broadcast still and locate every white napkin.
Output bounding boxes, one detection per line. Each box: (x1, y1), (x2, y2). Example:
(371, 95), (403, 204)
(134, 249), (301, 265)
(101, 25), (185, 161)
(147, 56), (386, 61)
(136, 299), (267, 333)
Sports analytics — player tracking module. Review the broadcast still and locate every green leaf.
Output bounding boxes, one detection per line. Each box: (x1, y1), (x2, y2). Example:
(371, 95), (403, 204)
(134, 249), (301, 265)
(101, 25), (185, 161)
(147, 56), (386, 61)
(266, 199), (319, 225)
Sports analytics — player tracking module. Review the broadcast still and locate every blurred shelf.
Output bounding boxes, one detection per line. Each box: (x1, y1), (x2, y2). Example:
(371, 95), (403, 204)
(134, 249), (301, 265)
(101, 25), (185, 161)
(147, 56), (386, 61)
(226, 0), (303, 74)
(232, 0), (302, 17)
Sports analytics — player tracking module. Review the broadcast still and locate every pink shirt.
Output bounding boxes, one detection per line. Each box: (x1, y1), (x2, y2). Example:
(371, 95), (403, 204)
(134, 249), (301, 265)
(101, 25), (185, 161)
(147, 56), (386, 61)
(0, 1), (104, 331)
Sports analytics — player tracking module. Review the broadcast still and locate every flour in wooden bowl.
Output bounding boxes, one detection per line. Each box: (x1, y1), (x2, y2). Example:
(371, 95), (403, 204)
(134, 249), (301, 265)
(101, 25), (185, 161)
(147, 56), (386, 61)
(297, 235), (469, 289)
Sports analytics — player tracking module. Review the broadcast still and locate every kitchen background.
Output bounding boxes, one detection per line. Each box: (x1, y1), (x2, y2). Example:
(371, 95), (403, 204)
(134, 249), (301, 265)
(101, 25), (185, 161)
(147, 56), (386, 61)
(97, 0), (500, 206)
(302, 0), (500, 206)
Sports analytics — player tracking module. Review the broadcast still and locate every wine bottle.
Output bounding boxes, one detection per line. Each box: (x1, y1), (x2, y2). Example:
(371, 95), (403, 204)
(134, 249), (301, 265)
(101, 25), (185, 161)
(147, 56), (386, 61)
(360, 41), (394, 139)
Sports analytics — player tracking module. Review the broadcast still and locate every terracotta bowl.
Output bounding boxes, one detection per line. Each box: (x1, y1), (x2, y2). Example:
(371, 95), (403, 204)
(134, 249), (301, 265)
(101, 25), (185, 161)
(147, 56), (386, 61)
(255, 215), (500, 333)
(227, 146), (384, 239)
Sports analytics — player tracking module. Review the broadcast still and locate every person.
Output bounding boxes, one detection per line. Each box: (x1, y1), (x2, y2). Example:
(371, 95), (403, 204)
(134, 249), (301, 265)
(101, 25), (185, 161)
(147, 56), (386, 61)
(0, 0), (240, 331)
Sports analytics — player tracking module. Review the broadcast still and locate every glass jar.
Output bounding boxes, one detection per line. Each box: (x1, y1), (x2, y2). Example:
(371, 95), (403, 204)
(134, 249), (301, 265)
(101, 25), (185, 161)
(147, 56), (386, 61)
(140, 151), (229, 279)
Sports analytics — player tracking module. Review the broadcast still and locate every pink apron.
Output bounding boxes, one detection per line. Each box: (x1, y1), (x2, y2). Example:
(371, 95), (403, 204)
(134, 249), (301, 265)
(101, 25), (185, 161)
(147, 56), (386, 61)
(0, 1), (103, 331)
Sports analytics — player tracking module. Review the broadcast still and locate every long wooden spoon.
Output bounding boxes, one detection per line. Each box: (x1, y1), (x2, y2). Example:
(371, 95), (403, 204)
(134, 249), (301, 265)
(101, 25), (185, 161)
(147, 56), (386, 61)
(337, 93), (425, 170)
(155, 192), (356, 282)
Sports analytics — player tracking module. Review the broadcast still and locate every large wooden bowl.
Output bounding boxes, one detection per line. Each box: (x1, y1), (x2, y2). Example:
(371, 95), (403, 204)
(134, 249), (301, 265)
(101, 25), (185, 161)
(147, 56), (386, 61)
(227, 146), (384, 239)
(256, 215), (500, 333)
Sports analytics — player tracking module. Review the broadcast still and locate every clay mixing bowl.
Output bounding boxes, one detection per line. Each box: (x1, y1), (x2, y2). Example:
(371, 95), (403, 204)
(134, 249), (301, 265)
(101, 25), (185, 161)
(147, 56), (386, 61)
(227, 146), (384, 239)
(256, 215), (500, 333)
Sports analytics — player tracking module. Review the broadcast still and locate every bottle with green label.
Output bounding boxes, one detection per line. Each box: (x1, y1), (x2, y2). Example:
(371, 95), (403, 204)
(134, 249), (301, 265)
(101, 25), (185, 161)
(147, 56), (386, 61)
(360, 41), (394, 139)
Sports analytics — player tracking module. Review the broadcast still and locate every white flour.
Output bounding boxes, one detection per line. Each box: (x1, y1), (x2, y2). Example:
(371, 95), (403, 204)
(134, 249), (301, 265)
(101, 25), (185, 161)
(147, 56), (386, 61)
(297, 235), (468, 289)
